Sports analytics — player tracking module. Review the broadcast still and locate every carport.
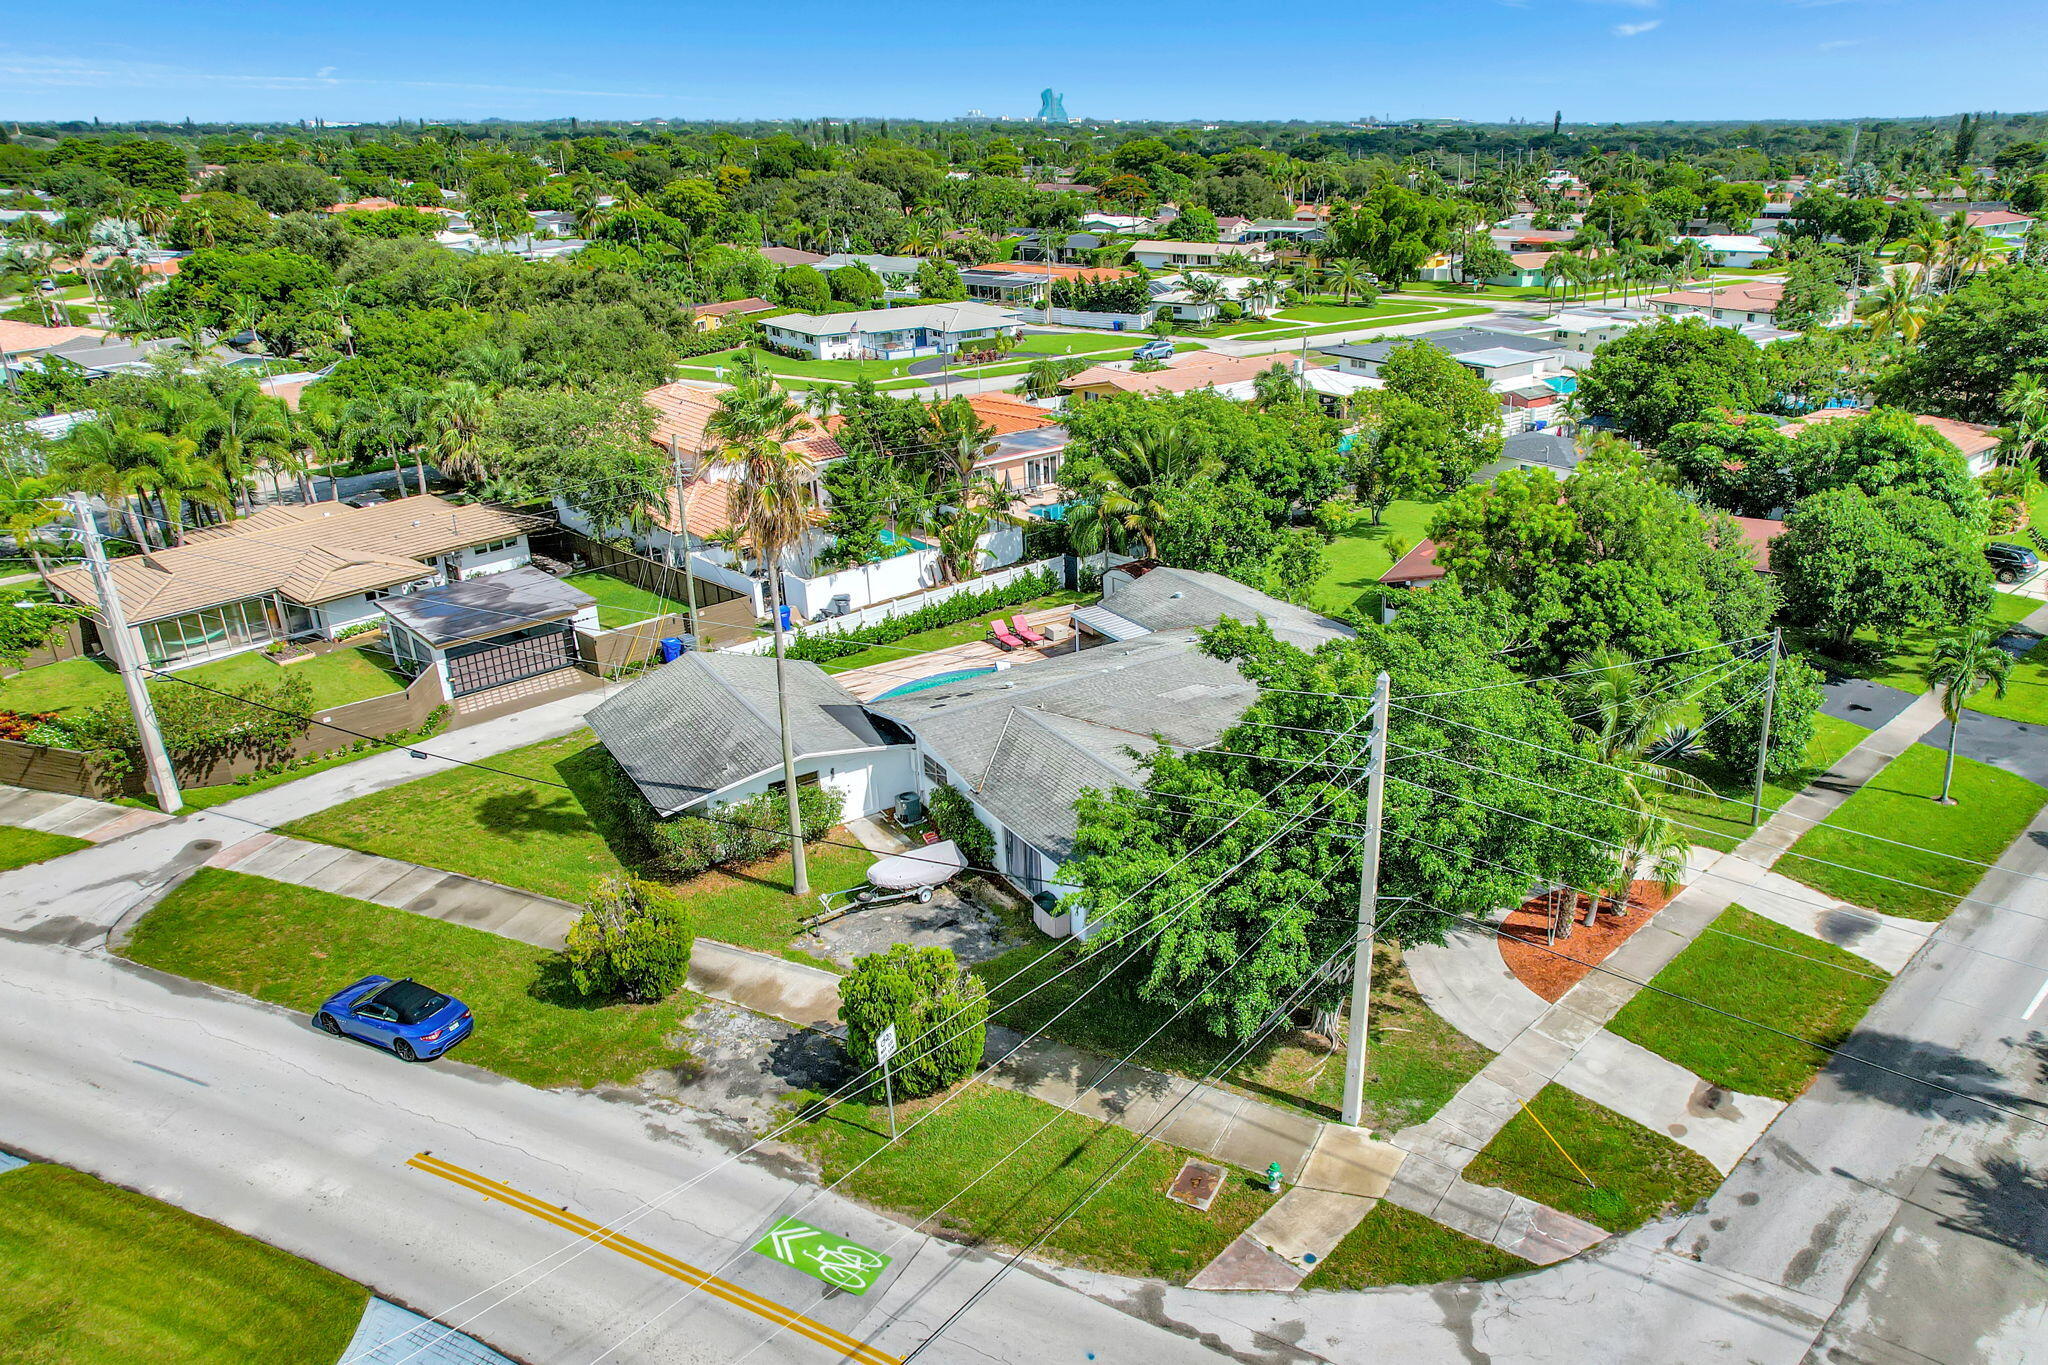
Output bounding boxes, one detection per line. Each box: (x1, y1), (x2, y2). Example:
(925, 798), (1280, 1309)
(377, 567), (598, 699)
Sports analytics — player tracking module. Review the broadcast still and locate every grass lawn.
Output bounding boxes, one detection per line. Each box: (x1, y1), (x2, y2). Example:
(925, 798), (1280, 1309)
(123, 869), (704, 1089)
(1806, 591), (2038, 697)
(1657, 713), (1871, 853)
(973, 942), (1490, 1133)
(1607, 906), (1892, 1101)
(562, 570), (688, 631)
(0, 646), (407, 717)
(1465, 1083), (1720, 1233)
(819, 590), (1095, 674)
(1302, 1201), (1528, 1290)
(1306, 499), (1440, 617)
(280, 731), (871, 961)
(0, 1162), (365, 1365)
(787, 1084), (1277, 1283)
(1969, 636), (2048, 726)
(0, 824), (92, 869)
(1777, 743), (2047, 920)
(671, 335), (1201, 388)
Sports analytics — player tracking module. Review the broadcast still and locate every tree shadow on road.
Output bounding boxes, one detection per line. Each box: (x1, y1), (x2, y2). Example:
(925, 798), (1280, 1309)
(1824, 1030), (2045, 1125)
(1933, 1156), (2048, 1268)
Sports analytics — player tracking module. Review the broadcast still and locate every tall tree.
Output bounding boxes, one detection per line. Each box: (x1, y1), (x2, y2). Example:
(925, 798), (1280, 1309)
(1924, 617), (2013, 804)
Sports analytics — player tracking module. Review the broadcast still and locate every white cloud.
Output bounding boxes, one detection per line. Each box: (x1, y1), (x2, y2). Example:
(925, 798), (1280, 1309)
(1613, 19), (1662, 35)
(0, 50), (685, 101)
(1817, 37), (1864, 49)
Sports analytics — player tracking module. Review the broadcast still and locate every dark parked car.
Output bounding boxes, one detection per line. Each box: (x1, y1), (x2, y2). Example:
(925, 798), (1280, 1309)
(315, 976), (472, 1061)
(1986, 542), (2039, 584)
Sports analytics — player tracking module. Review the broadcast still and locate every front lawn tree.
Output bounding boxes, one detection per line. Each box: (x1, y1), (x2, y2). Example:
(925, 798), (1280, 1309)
(1925, 617), (2014, 804)
(841, 945), (988, 1099)
(563, 876), (694, 1002)
(1570, 317), (1771, 446)
(1375, 340), (1503, 483)
(1773, 487), (1992, 651)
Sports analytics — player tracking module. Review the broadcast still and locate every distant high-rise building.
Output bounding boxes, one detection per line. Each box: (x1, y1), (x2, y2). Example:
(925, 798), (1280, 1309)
(1037, 89), (1067, 123)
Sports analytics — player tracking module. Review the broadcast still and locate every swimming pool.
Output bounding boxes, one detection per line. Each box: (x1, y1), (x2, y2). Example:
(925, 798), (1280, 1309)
(877, 527), (933, 554)
(871, 665), (998, 700)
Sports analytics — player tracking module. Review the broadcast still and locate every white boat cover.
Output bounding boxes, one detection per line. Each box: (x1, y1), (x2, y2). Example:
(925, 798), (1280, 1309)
(867, 840), (965, 891)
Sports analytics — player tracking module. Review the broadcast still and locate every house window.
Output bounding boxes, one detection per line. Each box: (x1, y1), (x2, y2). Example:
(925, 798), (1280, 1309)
(922, 754), (946, 785)
(139, 596), (280, 666)
(467, 538), (517, 556)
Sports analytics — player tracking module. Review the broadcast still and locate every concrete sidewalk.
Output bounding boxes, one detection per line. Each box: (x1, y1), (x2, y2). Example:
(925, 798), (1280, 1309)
(0, 786), (168, 844)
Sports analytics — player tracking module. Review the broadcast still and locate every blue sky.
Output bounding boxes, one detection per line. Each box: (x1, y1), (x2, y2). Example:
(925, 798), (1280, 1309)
(2, 1), (2041, 126)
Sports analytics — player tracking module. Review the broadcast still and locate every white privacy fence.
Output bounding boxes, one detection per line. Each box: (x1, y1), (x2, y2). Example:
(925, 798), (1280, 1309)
(722, 557), (1061, 656)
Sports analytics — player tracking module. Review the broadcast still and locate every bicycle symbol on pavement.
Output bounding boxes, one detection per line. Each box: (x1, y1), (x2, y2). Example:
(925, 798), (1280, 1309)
(751, 1216), (893, 1295)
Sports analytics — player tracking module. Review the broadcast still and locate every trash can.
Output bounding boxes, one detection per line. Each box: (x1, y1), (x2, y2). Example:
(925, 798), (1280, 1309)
(895, 791), (923, 824)
(658, 636), (685, 663)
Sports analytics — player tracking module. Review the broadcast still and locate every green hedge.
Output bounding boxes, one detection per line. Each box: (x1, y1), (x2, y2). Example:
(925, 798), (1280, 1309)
(841, 944), (988, 1099)
(634, 780), (845, 879)
(786, 568), (1060, 664)
(928, 783), (994, 868)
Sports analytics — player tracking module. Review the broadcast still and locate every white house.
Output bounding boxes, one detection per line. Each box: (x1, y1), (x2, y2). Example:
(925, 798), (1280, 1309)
(1966, 210), (2034, 242)
(1679, 234), (1773, 268)
(1128, 240), (1271, 272)
(761, 302), (1022, 361)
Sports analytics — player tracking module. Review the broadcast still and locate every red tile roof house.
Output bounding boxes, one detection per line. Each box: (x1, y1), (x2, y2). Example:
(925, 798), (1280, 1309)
(1377, 518), (1785, 619)
(1965, 209), (2036, 243)
(1645, 280), (1851, 328)
(1777, 408), (2002, 476)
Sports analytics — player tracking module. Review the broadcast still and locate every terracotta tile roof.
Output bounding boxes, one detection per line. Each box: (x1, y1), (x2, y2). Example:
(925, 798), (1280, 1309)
(325, 197), (405, 213)
(643, 382), (727, 456)
(969, 262), (1134, 282)
(965, 393), (1061, 435)
(1646, 281), (1786, 312)
(1776, 407), (1999, 459)
(45, 495), (530, 623)
(1724, 516), (1787, 573)
(639, 382), (836, 537)
(0, 319), (107, 354)
(691, 297), (775, 318)
(1506, 252), (1555, 268)
(758, 246), (827, 267)
(1967, 210), (2033, 228)
(1061, 350), (1289, 396)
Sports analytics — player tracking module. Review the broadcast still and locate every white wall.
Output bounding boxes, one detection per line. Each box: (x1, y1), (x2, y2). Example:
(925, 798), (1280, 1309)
(316, 593), (394, 636)
(723, 557), (1061, 656)
(783, 547), (944, 619)
(452, 536), (531, 578)
(704, 747), (914, 822)
(1016, 306), (1157, 331)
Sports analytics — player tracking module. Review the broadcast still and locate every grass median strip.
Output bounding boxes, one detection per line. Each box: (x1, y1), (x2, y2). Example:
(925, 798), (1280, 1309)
(0, 1163), (365, 1365)
(0, 824), (92, 870)
(1606, 905), (1892, 1100)
(1302, 1202), (1528, 1290)
(122, 868), (703, 1089)
(1778, 743), (2047, 920)
(1464, 1083), (1720, 1233)
(787, 1084), (1277, 1283)
(1658, 713), (1870, 853)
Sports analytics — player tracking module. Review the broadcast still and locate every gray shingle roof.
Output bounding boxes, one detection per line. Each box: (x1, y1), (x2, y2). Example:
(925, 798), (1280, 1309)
(587, 652), (897, 815)
(378, 568), (592, 647)
(1321, 328), (1567, 366)
(867, 631), (1264, 860)
(1099, 566), (1354, 650)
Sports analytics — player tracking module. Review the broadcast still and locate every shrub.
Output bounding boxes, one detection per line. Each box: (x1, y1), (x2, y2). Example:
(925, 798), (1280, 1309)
(841, 944), (988, 1099)
(563, 874), (694, 1001)
(1988, 494), (2025, 534)
(1702, 652), (1825, 780)
(334, 620), (385, 641)
(784, 568), (1059, 664)
(926, 783), (994, 868)
(636, 780), (845, 878)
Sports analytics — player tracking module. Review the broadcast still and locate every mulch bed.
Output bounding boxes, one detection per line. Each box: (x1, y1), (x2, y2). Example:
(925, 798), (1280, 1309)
(1496, 881), (1679, 1002)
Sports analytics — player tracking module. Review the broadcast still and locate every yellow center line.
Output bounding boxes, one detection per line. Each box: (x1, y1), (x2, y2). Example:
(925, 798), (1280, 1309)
(406, 1152), (901, 1365)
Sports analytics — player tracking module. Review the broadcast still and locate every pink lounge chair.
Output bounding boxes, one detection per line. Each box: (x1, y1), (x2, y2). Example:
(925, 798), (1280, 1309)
(989, 619), (1025, 651)
(1011, 615), (1048, 647)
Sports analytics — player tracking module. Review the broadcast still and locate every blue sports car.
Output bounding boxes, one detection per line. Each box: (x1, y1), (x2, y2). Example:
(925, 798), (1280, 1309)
(315, 976), (472, 1061)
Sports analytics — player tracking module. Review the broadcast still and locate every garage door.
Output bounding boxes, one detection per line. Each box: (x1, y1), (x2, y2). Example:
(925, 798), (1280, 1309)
(445, 625), (579, 698)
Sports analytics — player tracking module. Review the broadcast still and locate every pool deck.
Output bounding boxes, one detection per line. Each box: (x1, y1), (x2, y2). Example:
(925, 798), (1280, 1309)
(833, 603), (1083, 701)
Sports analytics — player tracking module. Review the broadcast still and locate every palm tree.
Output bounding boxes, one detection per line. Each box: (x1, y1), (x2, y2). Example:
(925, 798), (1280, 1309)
(427, 381), (493, 484)
(1997, 374), (2048, 473)
(0, 472), (67, 576)
(389, 389), (439, 494)
(193, 384), (293, 514)
(1925, 618), (2013, 804)
(1855, 272), (1928, 348)
(1564, 649), (1715, 930)
(1324, 258), (1373, 306)
(1899, 224), (1945, 295)
(1084, 425), (1220, 560)
(1252, 360), (1301, 410)
(708, 376), (820, 895)
(1016, 357), (1085, 401)
(49, 421), (169, 550)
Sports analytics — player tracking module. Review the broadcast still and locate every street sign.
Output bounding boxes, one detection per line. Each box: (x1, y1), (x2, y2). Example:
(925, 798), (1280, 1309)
(874, 1024), (898, 1065)
(751, 1216), (892, 1295)
(875, 1023), (900, 1140)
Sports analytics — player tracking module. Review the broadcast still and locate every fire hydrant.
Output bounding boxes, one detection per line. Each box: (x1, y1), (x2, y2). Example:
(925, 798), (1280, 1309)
(1266, 1162), (1285, 1194)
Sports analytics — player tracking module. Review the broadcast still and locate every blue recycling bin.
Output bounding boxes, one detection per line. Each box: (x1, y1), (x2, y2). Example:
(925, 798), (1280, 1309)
(658, 636), (685, 663)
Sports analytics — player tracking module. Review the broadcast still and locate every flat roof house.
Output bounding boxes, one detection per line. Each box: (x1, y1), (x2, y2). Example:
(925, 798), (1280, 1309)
(1321, 329), (1584, 389)
(44, 495), (533, 670)
(1679, 234), (1773, 268)
(761, 302), (1021, 362)
(378, 566), (597, 699)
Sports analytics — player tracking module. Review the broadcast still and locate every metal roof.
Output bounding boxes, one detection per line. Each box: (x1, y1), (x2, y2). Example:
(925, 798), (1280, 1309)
(1071, 604), (1152, 641)
(377, 567), (593, 647)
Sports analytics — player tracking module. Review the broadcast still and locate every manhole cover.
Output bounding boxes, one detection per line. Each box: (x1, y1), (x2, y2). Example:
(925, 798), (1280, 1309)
(1166, 1158), (1226, 1211)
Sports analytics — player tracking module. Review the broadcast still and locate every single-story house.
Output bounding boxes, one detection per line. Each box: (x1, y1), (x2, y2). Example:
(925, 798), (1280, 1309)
(377, 566), (596, 699)
(1128, 240), (1270, 272)
(43, 495), (533, 669)
(1645, 280), (1849, 328)
(1473, 429), (1588, 483)
(1679, 234), (1773, 268)
(1236, 219), (1327, 246)
(1060, 349), (1289, 401)
(587, 650), (914, 822)
(1033, 182), (1099, 195)
(814, 253), (926, 284)
(17, 333), (266, 380)
(0, 319), (109, 372)
(1321, 328), (1583, 388)
(761, 302), (1021, 362)
(868, 566), (1353, 934)
(1777, 407), (2002, 476)
(1483, 253), (1555, 289)
(1966, 210), (2034, 243)
(687, 297), (775, 331)
(434, 231), (589, 261)
(758, 246), (829, 268)
(961, 261), (1135, 304)
(1077, 213), (1155, 234)
(1144, 271), (1265, 323)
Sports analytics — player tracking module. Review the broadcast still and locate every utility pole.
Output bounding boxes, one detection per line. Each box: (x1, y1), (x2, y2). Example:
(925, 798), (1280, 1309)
(1340, 670), (1390, 1129)
(1749, 629), (1782, 827)
(666, 444), (702, 649)
(68, 494), (182, 814)
(768, 562), (809, 897)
